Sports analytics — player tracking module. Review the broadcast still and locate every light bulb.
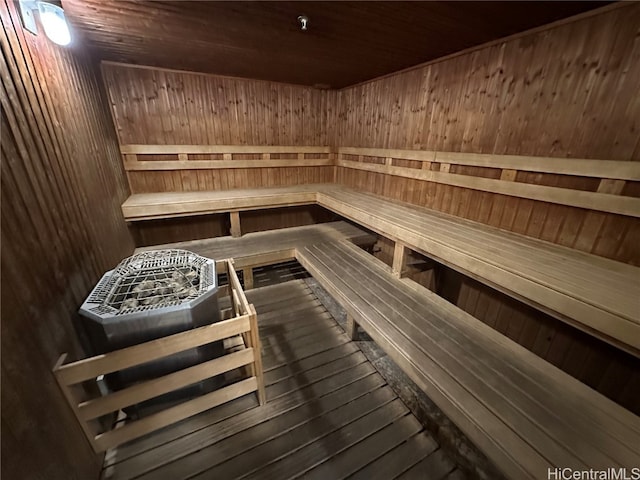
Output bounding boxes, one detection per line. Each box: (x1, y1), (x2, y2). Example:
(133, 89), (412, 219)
(38, 2), (71, 46)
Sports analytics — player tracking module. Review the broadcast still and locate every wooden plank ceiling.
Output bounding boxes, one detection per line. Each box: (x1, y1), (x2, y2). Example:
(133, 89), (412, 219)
(62, 1), (608, 88)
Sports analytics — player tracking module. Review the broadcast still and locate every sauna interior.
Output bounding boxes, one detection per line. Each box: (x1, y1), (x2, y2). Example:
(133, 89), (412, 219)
(2, 1), (640, 479)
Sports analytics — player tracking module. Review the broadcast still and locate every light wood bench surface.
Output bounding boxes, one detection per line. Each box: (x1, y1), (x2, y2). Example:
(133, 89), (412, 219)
(295, 240), (640, 480)
(135, 221), (376, 271)
(122, 184), (321, 221)
(122, 184), (640, 356)
(317, 187), (640, 356)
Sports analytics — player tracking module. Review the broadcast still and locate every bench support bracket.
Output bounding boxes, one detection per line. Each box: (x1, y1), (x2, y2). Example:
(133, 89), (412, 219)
(392, 241), (407, 278)
(230, 211), (242, 238)
(243, 267), (254, 290)
(346, 313), (359, 340)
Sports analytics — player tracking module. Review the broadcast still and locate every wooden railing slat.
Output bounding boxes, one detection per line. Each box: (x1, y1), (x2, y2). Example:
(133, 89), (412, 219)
(338, 159), (640, 218)
(338, 146), (640, 180)
(93, 377), (258, 451)
(121, 145), (331, 155)
(55, 315), (251, 385)
(77, 348), (255, 421)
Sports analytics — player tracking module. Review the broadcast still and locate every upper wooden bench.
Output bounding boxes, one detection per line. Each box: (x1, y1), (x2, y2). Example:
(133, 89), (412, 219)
(122, 184), (640, 356)
(295, 240), (640, 480)
(122, 184), (321, 221)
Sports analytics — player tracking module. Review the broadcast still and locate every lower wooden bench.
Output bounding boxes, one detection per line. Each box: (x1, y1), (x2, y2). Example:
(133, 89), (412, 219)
(121, 184), (640, 356)
(296, 240), (640, 480)
(136, 221), (376, 289)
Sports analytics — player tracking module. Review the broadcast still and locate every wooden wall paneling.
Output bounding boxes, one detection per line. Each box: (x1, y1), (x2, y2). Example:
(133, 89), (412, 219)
(130, 214), (227, 248)
(337, 4), (640, 265)
(102, 63), (335, 146)
(1, 1), (135, 478)
(103, 63), (334, 194)
(240, 206), (337, 235)
(334, 5), (640, 264)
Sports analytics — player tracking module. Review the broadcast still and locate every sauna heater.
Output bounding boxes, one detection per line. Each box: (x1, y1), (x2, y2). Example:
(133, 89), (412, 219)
(79, 249), (222, 416)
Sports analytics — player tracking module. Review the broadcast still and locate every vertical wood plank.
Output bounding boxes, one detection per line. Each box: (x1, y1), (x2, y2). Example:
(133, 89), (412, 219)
(230, 211), (242, 238)
(392, 241), (407, 278)
(1, 2), (134, 477)
(346, 313), (359, 341)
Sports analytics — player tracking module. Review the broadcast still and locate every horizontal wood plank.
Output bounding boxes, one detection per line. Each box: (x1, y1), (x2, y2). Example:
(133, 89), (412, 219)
(122, 185), (322, 221)
(121, 145), (331, 155)
(93, 377), (258, 451)
(78, 348), (255, 421)
(338, 159), (640, 218)
(124, 158), (332, 171)
(338, 147), (640, 180)
(55, 315), (251, 385)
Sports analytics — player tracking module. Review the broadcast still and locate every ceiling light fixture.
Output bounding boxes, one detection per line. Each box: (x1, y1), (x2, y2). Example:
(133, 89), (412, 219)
(19, 1), (72, 46)
(297, 15), (309, 31)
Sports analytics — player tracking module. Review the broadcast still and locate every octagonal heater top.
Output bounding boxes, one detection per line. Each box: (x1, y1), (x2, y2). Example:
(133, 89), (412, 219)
(80, 249), (217, 322)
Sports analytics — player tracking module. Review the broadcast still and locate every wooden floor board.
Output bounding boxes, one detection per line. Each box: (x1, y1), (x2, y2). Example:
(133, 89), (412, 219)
(396, 448), (457, 480)
(257, 302), (326, 325)
(192, 393), (403, 480)
(259, 311), (334, 337)
(259, 316), (338, 349)
(238, 399), (410, 480)
(348, 431), (439, 480)
(103, 280), (453, 480)
(107, 365), (381, 480)
(302, 413), (423, 480)
(262, 330), (351, 371)
(264, 353), (370, 402)
(264, 342), (361, 386)
(139, 379), (391, 480)
(444, 469), (468, 480)
(251, 291), (318, 315)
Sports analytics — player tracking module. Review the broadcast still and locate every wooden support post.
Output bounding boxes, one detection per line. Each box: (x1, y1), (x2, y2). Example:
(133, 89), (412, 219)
(249, 306), (266, 405)
(346, 314), (359, 341)
(243, 268), (254, 290)
(597, 179), (626, 195)
(500, 169), (518, 181)
(392, 241), (406, 278)
(53, 354), (100, 452)
(230, 211), (241, 238)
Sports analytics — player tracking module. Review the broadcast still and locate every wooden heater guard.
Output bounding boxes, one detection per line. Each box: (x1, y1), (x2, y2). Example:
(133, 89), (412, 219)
(53, 259), (265, 453)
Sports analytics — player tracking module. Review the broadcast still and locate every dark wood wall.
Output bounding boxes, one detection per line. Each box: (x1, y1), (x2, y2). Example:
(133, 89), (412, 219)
(333, 4), (640, 414)
(1, 3), (134, 479)
(334, 3), (640, 266)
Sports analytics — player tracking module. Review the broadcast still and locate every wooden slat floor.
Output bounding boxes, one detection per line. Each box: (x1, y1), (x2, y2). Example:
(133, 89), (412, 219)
(101, 279), (464, 480)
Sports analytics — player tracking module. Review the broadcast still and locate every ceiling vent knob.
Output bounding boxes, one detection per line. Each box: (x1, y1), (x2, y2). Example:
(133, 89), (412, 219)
(297, 15), (309, 31)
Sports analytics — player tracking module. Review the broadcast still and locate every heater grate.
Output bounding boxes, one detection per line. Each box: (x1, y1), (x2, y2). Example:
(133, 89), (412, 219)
(84, 249), (216, 318)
